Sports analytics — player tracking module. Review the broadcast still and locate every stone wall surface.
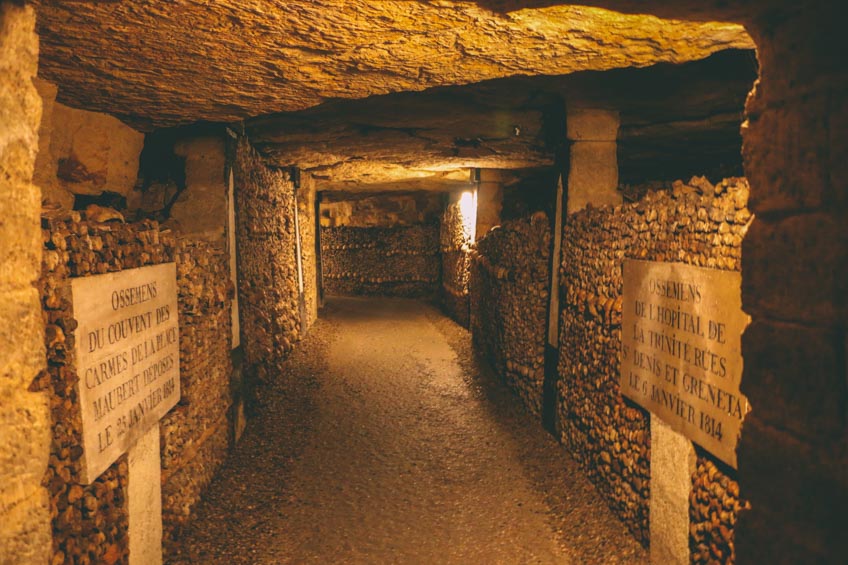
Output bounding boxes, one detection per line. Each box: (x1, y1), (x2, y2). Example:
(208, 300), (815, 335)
(440, 192), (474, 327)
(233, 138), (302, 389)
(32, 77), (61, 204)
(470, 212), (550, 416)
(35, 210), (233, 564)
(32, 82), (144, 210)
(559, 177), (751, 553)
(168, 136), (228, 246)
(0, 4), (52, 563)
(736, 3), (848, 562)
(475, 171), (504, 238)
(321, 225), (440, 298)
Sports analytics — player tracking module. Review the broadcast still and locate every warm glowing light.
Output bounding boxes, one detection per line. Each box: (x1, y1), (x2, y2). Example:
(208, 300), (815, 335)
(459, 189), (477, 242)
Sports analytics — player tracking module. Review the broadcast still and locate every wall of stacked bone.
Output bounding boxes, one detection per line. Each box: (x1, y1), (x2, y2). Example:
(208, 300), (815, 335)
(233, 138), (303, 390)
(319, 192), (442, 299)
(160, 240), (233, 555)
(469, 212), (550, 417)
(558, 176), (752, 558)
(440, 193), (473, 327)
(37, 209), (233, 564)
(320, 225), (441, 298)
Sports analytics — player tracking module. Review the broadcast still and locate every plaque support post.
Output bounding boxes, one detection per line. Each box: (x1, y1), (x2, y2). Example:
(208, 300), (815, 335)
(650, 418), (696, 565)
(128, 424), (164, 565)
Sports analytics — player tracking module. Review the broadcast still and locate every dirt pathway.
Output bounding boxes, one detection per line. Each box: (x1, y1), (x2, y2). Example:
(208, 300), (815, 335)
(170, 297), (646, 564)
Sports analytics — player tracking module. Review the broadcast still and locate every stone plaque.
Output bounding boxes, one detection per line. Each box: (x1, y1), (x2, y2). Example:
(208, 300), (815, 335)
(621, 260), (750, 468)
(72, 263), (180, 483)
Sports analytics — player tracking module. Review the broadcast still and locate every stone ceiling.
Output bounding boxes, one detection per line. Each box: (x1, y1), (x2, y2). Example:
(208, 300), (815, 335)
(35, 1), (753, 130)
(247, 50), (756, 191)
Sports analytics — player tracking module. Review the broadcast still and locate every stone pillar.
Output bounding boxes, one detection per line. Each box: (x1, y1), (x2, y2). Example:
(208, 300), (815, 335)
(566, 108), (621, 214)
(0, 4), (52, 562)
(650, 419), (696, 564)
(476, 169), (503, 239)
(171, 136), (228, 246)
(227, 169), (241, 349)
(736, 2), (848, 562)
(547, 175), (565, 348)
(32, 78), (69, 209)
(128, 426), (163, 565)
(296, 174), (319, 330)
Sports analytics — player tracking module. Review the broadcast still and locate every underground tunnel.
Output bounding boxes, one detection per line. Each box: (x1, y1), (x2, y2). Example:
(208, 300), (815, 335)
(0, 1), (845, 564)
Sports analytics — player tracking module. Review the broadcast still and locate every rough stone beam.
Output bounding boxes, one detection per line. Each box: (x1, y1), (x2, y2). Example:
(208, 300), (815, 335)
(247, 85), (556, 190)
(244, 50), (753, 191)
(470, 0), (775, 22)
(310, 167), (474, 193)
(34, 1), (753, 128)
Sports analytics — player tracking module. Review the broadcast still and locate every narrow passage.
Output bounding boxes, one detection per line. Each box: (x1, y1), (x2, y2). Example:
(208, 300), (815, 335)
(172, 298), (646, 564)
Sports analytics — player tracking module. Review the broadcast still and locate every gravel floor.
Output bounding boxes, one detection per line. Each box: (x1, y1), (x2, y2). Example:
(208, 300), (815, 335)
(169, 297), (647, 564)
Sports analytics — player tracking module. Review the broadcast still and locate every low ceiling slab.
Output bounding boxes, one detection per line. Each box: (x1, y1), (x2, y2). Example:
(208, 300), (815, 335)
(35, 1), (752, 129)
(246, 50), (756, 190)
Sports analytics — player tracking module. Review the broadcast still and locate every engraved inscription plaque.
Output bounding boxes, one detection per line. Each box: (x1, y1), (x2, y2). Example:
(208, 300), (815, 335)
(621, 260), (750, 468)
(72, 263), (180, 483)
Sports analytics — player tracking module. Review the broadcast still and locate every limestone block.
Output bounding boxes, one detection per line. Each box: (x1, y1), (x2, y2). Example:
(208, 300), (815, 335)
(741, 320), (843, 439)
(0, 386), (50, 496)
(650, 419), (695, 565)
(567, 142), (621, 213)
(743, 91), (831, 213)
(1, 0), (48, 478)
(828, 85), (848, 211)
(736, 415), (848, 563)
(0, 179), (41, 291)
(50, 101), (144, 197)
(567, 109), (620, 141)
(742, 213), (847, 326)
(0, 386), (50, 565)
(745, 5), (842, 108)
(476, 181), (503, 239)
(171, 136), (227, 245)
(0, 288), (43, 386)
(0, 480), (51, 565)
(479, 169), (506, 184)
(0, 4), (41, 183)
(31, 78), (74, 209)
